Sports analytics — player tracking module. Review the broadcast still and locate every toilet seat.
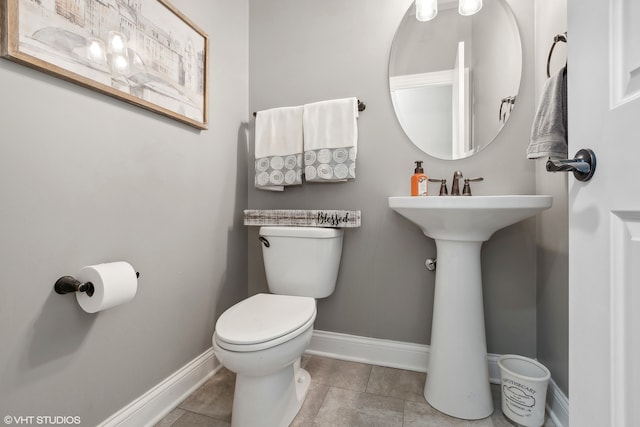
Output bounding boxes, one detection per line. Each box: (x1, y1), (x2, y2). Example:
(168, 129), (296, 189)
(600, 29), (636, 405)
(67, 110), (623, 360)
(215, 293), (316, 352)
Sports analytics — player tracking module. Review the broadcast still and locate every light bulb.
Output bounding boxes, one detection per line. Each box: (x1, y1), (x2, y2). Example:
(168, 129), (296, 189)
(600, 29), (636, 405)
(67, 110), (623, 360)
(87, 38), (106, 64)
(416, 0), (438, 22)
(458, 0), (482, 16)
(108, 31), (127, 54)
(110, 54), (130, 76)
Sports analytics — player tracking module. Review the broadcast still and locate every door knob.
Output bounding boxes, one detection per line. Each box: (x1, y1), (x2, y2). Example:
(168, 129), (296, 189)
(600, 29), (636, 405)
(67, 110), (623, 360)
(545, 148), (596, 181)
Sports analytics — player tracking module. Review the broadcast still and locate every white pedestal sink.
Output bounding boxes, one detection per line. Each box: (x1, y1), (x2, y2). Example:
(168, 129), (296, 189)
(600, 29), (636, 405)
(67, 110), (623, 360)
(388, 195), (552, 420)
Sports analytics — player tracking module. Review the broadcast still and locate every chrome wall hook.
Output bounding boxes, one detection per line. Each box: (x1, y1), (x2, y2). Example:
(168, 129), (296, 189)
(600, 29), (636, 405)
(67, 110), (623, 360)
(545, 148), (596, 182)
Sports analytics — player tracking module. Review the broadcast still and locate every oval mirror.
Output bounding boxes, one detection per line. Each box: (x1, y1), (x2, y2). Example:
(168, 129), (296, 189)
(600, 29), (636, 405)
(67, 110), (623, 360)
(389, 0), (522, 160)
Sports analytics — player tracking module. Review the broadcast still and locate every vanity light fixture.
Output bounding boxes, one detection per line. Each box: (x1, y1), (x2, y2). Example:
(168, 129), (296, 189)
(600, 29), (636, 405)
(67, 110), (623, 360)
(107, 31), (130, 76)
(415, 0), (482, 21)
(415, 0), (438, 21)
(458, 0), (483, 16)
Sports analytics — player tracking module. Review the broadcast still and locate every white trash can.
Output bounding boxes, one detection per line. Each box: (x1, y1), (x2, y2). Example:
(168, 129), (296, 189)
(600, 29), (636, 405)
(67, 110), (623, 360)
(498, 354), (551, 427)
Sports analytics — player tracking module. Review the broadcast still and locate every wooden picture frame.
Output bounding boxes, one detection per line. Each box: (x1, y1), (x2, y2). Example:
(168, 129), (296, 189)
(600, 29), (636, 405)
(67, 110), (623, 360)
(1, 0), (208, 129)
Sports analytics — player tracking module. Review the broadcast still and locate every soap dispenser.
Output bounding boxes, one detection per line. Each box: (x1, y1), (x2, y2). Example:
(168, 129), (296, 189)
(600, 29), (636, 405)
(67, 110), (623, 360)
(411, 161), (428, 196)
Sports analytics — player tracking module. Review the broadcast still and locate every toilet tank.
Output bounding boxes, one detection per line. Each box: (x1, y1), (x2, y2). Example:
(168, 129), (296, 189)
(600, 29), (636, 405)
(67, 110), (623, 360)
(259, 226), (344, 298)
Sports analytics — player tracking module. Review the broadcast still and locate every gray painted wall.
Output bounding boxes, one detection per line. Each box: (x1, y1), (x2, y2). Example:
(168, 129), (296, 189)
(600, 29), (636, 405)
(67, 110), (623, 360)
(534, 0), (569, 396)
(0, 1), (248, 424)
(248, 0), (540, 356)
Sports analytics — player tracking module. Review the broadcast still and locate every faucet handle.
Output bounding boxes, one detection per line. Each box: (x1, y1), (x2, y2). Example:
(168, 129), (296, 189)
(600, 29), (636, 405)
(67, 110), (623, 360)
(429, 178), (448, 196)
(462, 177), (484, 196)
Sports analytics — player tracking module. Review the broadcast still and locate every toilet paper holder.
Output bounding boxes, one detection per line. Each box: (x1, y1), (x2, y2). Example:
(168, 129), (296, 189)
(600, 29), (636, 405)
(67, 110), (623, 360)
(54, 271), (140, 297)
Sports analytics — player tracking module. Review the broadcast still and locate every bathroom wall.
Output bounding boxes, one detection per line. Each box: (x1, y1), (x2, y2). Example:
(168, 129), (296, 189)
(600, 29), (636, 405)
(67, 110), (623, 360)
(248, 0), (539, 356)
(534, 0), (569, 396)
(0, 1), (248, 424)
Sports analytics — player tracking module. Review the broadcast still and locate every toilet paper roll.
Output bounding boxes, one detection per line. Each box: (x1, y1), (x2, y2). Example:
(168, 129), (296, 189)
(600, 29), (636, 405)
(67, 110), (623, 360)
(75, 261), (138, 313)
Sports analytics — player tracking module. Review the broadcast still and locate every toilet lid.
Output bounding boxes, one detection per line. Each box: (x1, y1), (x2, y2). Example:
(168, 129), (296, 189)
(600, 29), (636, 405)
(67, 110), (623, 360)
(216, 293), (316, 345)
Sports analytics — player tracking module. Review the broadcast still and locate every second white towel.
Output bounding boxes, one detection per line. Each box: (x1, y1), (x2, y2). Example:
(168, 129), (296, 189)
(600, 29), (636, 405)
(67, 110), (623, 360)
(303, 97), (359, 182)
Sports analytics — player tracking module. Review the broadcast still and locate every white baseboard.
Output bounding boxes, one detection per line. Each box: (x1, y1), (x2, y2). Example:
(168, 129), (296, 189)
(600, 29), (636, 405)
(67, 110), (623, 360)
(308, 329), (569, 427)
(307, 329), (431, 373)
(306, 330), (503, 380)
(98, 347), (219, 427)
(546, 376), (570, 427)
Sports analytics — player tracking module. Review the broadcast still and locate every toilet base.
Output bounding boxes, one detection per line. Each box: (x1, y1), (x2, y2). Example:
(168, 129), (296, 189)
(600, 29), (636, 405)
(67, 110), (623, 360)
(231, 358), (310, 427)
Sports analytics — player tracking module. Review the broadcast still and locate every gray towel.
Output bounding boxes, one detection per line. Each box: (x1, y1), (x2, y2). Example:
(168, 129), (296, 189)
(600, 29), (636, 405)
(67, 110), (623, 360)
(527, 66), (567, 159)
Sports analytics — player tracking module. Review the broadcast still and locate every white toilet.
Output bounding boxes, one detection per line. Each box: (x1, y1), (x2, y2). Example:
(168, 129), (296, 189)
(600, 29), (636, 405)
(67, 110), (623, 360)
(212, 226), (344, 427)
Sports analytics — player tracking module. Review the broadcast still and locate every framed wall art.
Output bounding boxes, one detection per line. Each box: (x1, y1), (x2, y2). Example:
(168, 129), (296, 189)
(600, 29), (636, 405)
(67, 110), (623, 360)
(1, 0), (208, 129)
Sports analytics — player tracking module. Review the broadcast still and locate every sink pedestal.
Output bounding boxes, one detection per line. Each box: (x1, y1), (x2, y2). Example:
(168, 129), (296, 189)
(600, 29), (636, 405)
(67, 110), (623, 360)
(387, 196), (553, 421)
(425, 239), (492, 419)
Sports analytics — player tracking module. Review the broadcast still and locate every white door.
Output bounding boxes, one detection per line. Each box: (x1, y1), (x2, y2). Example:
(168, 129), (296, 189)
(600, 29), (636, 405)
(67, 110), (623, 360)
(568, 0), (640, 426)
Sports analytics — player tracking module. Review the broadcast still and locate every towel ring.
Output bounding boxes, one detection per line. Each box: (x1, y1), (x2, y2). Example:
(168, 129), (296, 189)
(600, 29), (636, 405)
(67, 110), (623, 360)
(546, 33), (567, 78)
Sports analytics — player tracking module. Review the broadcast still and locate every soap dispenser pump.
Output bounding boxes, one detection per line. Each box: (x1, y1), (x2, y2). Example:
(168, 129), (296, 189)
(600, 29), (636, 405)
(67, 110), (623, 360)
(411, 161), (428, 196)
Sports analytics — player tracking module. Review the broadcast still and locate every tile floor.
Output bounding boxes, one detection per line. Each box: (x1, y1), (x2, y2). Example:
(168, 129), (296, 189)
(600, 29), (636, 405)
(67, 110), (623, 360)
(155, 355), (556, 427)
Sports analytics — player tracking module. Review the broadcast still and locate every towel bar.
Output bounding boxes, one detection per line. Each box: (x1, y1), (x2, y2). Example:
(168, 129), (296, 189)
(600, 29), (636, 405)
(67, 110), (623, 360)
(253, 99), (366, 117)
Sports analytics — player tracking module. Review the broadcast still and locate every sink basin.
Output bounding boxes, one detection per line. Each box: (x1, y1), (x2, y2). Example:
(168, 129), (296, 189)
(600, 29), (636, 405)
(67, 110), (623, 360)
(388, 195), (552, 420)
(388, 195), (553, 241)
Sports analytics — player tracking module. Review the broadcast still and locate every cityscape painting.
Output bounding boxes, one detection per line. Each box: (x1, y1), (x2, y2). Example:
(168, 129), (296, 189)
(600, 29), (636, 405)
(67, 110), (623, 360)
(1, 0), (208, 129)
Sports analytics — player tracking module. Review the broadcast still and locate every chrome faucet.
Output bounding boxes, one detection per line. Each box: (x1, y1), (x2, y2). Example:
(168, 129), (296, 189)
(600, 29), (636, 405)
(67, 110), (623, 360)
(451, 170), (463, 196)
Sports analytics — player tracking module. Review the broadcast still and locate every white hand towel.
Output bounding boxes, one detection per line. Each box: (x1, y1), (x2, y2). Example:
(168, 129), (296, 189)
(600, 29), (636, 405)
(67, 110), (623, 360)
(254, 105), (304, 191)
(527, 66), (568, 159)
(303, 97), (359, 182)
